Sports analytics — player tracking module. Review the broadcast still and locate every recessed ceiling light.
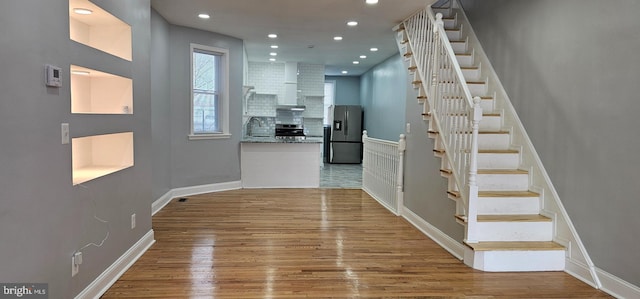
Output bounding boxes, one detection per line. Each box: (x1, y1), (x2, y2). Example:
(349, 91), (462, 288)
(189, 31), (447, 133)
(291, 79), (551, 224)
(341, 71), (348, 74)
(268, 34), (278, 38)
(269, 58), (276, 62)
(73, 8), (93, 15)
(370, 47), (379, 52)
(366, 0), (379, 4)
(333, 36), (343, 41)
(360, 55), (367, 59)
(270, 45), (279, 49)
(71, 70), (90, 75)
(269, 52), (277, 56)
(347, 21), (358, 26)
(353, 61), (360, 64)
(198, 13), (210, 19)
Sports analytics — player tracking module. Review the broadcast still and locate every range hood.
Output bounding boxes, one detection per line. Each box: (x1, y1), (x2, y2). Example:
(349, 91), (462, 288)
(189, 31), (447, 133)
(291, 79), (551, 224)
(282, 62), (298, 105)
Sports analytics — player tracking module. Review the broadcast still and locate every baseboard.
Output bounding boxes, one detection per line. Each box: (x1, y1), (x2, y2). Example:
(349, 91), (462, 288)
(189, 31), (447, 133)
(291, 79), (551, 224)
(152, 190), (174, 215)
(401, 206), (465, 260)
(596, 267), (640, 299)
(74, 230), (155, 299)
(565, 257), (599, 289)
(152, 181), (242, 215)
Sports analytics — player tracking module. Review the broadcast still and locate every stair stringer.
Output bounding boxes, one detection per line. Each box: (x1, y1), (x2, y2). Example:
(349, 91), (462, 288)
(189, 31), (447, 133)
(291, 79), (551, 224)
(450, 0), (600, 287)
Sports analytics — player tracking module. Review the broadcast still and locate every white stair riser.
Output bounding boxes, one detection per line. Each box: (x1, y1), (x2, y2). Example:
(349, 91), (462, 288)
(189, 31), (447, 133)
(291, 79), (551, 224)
(478, 196), (540, 215)
(464, 248), (565, 272)
(462, 68), (481, 81)
(476, 221), (553, 242)
(479, 99), (494, 112)
(477, 134), (510, 150)
(446, 30), (462, 40)
(456, 55), (474, 67)
(480, 116), (501, 131)
(467, 83), (488, 96)
(477, 152), (519, 169)
(451, 42), (467, 53)
(443, 17), (457, 28)
(477, 173), (529, 191)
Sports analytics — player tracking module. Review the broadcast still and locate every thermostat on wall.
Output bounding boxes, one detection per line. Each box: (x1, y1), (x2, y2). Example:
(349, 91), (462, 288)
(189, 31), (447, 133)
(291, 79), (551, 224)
(45, 64), (62, 87)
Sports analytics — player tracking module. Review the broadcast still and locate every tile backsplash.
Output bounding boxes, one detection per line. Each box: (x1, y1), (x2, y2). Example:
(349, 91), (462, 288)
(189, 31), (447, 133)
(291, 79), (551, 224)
(245, 62), (326, 137)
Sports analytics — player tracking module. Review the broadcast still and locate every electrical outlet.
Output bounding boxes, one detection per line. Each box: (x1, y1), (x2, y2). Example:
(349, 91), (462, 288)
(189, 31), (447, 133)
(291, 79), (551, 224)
(131, 213), (136, 229)
(61, 123), (69, 144)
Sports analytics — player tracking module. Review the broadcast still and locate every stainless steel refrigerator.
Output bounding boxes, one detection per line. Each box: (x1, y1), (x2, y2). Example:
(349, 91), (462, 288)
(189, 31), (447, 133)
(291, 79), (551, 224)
(329, 105), (363, 164)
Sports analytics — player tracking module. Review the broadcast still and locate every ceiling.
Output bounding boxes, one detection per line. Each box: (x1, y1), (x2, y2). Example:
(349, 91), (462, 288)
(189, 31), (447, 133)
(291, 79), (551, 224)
(150, 0), (433, 76)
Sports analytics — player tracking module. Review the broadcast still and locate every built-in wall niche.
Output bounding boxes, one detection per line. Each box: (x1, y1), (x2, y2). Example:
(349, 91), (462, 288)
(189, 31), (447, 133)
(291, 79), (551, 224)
(70, 65), (133, 114)
(69, 0), (132, 61)
(72, 132), (134, 185)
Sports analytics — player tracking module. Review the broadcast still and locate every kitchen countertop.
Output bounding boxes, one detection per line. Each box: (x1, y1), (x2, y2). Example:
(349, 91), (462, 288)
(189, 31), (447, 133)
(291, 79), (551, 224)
(241, 136), (323, 143)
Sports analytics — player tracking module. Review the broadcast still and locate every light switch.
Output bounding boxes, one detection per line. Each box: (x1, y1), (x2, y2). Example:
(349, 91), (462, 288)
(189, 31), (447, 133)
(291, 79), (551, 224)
(406, 123), (411, 133)
(61, 123), (69, 144)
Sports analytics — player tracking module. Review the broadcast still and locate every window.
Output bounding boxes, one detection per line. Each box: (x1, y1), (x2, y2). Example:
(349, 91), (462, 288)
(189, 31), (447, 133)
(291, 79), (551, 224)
(190, 44), (230, 139)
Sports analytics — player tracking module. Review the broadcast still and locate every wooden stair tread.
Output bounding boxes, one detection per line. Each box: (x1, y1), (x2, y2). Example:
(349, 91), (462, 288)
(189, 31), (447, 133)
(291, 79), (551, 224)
(448, 190), (540, 198)
(478, 149), (519, 154)
(478, 214), (551, 222)
(403, 52), (413, 57)
(466, 241), (564, 251)
(412, 80), (422, 84)
(455, 214), (551, 223)
(477, 169), (528, 174)
(408, 66), (417, 70)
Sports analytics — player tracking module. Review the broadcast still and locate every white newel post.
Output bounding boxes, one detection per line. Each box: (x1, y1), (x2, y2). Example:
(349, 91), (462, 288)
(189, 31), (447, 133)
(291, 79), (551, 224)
(396, 134), (406, 214)
(465, 97), (483, 244)
(362, 130), (368, 180)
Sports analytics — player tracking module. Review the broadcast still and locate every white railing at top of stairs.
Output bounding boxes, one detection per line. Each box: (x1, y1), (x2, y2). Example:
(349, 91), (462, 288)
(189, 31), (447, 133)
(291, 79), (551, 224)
(401, 7), (482, 243)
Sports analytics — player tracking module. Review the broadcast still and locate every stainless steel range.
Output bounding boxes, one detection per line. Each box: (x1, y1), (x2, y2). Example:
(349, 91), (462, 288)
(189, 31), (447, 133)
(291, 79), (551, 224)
(275, 124), (306, 140)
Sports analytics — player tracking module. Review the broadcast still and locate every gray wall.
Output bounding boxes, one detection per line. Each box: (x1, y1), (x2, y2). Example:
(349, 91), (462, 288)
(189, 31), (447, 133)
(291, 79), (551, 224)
(151, 9), (172, 200)
(360, 54), (407, 141)
(167, 25), (244, 188)
(0, 0), (152, 298)
(403, 78), (465, 244)
(460, 0), (640, 285)
(361, 52), (464, 246)
(326, 76), (361, 106)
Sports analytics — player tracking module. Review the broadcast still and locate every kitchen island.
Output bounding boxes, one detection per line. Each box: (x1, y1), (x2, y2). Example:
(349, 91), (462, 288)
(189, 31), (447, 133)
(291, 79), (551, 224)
(240, 137), (322, 188)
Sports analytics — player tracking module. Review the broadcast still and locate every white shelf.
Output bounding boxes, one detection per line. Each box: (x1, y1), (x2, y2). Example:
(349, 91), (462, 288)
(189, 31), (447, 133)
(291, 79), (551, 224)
(72, 132), (134, 185)
(69, 0), (132, 61)
(71, 65), (133, 114)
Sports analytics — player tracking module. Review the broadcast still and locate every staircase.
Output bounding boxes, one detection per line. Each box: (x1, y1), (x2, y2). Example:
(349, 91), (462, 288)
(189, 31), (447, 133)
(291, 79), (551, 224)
(393, 1), (566, 272)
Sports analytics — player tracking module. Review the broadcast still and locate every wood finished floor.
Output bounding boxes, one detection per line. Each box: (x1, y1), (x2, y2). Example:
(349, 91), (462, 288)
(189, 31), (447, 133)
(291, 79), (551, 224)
(102, 189), (611, 298)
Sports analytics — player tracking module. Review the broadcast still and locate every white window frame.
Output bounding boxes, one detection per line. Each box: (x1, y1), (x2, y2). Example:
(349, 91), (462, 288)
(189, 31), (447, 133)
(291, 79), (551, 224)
(189, 43), (231, 140)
